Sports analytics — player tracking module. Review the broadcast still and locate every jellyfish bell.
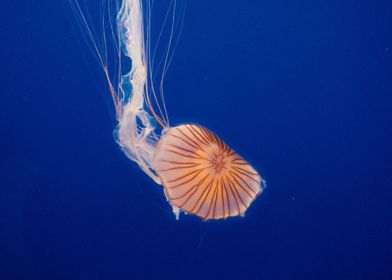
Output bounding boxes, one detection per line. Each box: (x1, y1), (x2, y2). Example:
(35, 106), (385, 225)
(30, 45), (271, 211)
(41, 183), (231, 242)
(69, 0), (265, 220)
(151, 124), (264, 220)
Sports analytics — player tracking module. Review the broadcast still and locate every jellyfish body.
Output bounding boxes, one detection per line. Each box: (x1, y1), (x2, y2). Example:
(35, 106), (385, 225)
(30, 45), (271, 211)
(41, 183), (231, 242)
(151, 124), (263, 220)
(71, 0), (265, 220)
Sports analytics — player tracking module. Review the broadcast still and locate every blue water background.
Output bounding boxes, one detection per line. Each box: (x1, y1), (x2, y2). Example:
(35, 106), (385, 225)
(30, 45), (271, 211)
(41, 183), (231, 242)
(1, 0), (392, 279)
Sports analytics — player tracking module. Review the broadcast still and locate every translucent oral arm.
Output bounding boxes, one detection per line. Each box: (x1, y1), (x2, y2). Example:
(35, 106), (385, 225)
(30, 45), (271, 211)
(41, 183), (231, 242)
(114, 0), (161, 184)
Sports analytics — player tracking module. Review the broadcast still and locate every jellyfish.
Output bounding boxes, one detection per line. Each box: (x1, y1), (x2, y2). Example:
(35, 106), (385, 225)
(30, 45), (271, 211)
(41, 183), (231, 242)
(70, 0), (265, 220)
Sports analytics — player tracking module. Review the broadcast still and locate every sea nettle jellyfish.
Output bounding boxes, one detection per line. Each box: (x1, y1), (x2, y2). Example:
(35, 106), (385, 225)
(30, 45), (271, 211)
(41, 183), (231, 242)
(70, 0), (265, 220)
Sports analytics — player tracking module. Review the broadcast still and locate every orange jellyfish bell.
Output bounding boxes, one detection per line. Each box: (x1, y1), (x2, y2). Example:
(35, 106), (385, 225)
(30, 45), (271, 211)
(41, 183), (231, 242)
(150, 124), (265, 220)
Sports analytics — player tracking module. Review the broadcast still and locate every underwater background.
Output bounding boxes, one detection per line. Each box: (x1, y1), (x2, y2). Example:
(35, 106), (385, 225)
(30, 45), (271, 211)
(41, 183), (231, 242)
(1, 0), (392, 279)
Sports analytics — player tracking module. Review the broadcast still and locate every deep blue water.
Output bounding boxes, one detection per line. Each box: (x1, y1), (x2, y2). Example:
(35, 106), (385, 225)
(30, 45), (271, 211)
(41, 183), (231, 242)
(1, 0), (392, 279)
